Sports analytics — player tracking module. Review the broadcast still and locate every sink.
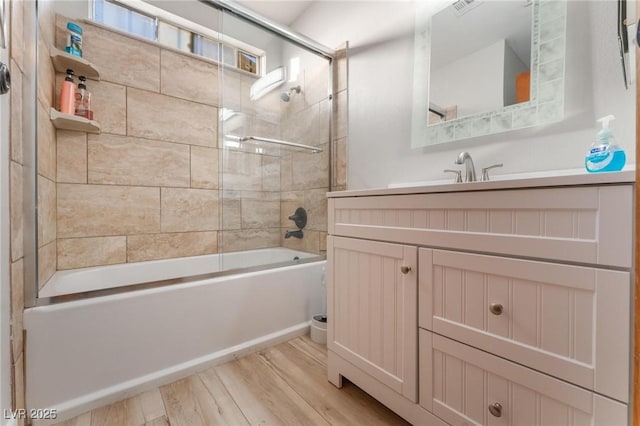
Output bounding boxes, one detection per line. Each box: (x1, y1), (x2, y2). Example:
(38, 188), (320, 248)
(387, 166), (635, 190)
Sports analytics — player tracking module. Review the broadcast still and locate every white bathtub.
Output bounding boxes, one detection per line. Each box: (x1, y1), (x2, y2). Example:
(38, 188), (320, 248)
(24, 248), (325, 424)
(39, 247), (319, 298)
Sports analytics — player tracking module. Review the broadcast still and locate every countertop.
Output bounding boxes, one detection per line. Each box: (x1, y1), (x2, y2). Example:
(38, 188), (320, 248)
(327, 168), (636, 198)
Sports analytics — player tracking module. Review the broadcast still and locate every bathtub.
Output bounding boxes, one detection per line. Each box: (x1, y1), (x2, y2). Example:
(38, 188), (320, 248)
(24, 248), (325, 424)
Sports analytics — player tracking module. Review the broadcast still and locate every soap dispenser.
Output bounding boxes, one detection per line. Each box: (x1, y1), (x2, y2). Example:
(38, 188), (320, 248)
(585, 115), (626, 173)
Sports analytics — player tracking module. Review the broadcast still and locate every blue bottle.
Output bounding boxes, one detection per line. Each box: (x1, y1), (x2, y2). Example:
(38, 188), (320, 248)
(585, 115), (626, 173)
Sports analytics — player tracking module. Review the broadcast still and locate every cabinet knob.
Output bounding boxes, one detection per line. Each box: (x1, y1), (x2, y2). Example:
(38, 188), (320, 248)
(400, 266), (411, 274)
(488, 402), (503, 417)
(489, 303), (503, 315)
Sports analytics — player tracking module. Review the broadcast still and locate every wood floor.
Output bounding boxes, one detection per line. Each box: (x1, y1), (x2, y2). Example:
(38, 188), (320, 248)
(55, 335), (409, 426)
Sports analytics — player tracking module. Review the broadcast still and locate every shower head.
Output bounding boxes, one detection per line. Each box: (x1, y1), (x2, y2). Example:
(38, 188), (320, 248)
(280, 85), (301, 102)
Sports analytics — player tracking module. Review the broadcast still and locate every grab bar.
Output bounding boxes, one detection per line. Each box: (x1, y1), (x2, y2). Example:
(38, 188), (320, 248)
(225, 134), (322, 153)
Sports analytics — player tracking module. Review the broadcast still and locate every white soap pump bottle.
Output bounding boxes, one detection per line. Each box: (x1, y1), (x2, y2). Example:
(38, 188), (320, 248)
(585, 115), (626, 173)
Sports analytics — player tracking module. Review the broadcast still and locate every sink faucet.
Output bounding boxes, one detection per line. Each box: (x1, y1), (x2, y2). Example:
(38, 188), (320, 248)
(455, 151), (476, 182)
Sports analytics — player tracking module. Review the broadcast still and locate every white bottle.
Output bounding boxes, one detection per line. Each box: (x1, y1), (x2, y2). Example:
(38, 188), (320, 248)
(585, 115), (626, 173)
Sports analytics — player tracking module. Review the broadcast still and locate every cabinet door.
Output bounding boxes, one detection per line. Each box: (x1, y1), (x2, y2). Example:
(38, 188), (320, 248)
(419, 248), (630, 403)
(327, 236), (417, 402)
(419, 330), (628, 426)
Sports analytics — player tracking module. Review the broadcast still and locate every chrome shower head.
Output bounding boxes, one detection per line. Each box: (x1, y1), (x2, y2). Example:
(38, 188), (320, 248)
(280, 85), (301, 102)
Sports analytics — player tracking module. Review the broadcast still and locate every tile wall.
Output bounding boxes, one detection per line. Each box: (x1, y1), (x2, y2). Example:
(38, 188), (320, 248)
(49, 17), (344, 270)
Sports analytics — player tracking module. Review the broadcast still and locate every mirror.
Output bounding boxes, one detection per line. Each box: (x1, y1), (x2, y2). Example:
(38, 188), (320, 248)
(411, 0), (567, 147)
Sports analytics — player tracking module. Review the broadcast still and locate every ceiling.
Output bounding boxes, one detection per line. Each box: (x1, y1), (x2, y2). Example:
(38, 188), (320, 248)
(234, 0), (315, 26)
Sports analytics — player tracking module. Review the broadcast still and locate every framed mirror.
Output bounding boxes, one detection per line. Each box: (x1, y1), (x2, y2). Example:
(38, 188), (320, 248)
(411, 0), (567, 147)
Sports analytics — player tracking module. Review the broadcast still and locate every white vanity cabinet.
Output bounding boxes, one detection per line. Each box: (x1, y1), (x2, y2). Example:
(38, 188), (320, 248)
(327, 178), (633, 426)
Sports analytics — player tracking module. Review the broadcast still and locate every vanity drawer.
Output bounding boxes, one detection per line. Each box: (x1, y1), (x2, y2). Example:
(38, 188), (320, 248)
(418, 248), (630, 402)
(419, 330), (628, 426)
(328, 185), (632, 268)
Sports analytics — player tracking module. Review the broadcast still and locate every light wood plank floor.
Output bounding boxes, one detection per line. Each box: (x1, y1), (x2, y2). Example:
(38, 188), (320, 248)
(55, 335), (410, 426)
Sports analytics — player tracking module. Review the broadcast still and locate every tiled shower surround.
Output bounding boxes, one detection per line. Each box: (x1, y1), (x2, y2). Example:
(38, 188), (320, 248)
(33, 15), (345, 280)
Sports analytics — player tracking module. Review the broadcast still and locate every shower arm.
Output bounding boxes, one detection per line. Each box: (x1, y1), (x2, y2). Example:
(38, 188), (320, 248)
(225, 135), (322, 153)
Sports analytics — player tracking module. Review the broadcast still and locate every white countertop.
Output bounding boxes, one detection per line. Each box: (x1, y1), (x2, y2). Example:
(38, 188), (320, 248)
(328, 168), (636, 198)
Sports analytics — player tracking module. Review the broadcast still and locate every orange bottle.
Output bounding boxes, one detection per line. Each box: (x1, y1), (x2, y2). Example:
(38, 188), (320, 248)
(59, 69), (76, 115)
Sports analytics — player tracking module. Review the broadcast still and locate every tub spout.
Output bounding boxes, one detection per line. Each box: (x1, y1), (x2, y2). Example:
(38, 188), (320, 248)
(285, 230), (303, 239)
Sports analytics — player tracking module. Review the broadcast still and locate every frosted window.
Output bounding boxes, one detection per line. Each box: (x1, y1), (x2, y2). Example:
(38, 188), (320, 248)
(94, 0), (156, 41)
(158, 21), (191, 53)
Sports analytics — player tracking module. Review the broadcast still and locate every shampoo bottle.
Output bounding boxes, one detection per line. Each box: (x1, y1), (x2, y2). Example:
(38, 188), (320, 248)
(585, 115), (626, 173)
(75, 76), (93, 120)
(59, 69), (76, 115)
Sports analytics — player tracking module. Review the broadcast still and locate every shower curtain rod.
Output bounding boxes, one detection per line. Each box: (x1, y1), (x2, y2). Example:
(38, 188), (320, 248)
(225, 135), (323, 153)
(199, 0), (335, 60)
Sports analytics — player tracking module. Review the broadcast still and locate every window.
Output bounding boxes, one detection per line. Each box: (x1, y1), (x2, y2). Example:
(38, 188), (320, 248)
(93, 0), (263, 75)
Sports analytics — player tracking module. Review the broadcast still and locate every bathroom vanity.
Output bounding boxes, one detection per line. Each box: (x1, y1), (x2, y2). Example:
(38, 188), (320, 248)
(327, 170), (634, 425)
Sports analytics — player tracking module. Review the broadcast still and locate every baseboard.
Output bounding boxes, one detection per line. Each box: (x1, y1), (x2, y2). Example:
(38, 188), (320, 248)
(33, 323), (310, 425)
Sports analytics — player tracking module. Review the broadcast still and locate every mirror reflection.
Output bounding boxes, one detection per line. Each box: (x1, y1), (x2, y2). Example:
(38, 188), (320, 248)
(428, 0), (532, 124)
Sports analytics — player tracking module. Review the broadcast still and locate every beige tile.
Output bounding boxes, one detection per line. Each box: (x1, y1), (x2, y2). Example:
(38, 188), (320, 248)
(38, 100), (57, 181)
(90, 80), (127, 135)
(10, 0), (24, 71)
(334, 137), (347, 188)
(127, 88), (217, 147)
(303, 62), (330, 108)
(304, 189), (327, 232)
(292, 144), (329, 190)
(128, 231), (218, 262)
(79, 21), (161, 92)
(38, 176), (56, 247)
(244, 229), (281, 250)
(282, 104), (320, 147)
(10, 162), (23, 262)
(241, 198), (280, 229)
(242, 78), (281, 123)
(191, 146), (219, 189)
(10, 61), (23, 164)
(250, 116), (280, 141)
(220, 229), (280, 252)
(38, 241), (57, 289)
(58, 184), (160, 238)
(88, 134), (190, 187)
(221, 69), (242, 111)
(221, 191), (241, 230)
(280, 152), (293, 192)
(222, 150), (262, 191)
(334, 90), (348, 140)
(12, 352), (25, 412)
(10, 260), (24, 361)
(262, 155), (280, 192)
(282, 229), (320, 254)
(37, 37), (55, 110)
(334, 45), (348, 93)
(58, 237), (127, 270)
(57, 130), (87, 183)
(161, 188), (219, 232)
(318, 99), (331, 145)
(37, 0), (56, 48)
(161, 50), (219, 106)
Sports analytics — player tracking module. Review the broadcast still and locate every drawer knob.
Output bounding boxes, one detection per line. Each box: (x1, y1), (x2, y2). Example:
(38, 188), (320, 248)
(488, 402), (503, 417)
(400, 266), (412, 274)
(489, 303), (503, 315)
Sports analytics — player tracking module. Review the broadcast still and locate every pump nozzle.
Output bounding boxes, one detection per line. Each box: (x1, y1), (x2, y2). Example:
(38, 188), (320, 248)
(596, 115), (616, 144)
(597, 115), (616, 130)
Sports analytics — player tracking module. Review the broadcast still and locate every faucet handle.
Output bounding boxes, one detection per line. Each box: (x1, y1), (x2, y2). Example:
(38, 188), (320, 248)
(444, 169), (463, 183)
(481, 163), (503, 181)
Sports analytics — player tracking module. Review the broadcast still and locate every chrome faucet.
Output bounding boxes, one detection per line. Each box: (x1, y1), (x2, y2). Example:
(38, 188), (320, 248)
(455, 151), (477, 182)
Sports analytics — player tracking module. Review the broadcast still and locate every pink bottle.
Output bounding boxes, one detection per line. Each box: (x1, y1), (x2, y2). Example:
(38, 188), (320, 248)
(59, 69), (76, 115)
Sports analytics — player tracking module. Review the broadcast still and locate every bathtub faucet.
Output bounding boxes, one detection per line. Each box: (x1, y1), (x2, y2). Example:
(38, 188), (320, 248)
(285, 230), (304, 239)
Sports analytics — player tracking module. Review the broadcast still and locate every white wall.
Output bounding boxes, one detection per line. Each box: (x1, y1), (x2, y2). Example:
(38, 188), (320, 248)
(431, 39), (505, 118)
(503, 42), (528, 106)
(292, 1), (635, 189)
